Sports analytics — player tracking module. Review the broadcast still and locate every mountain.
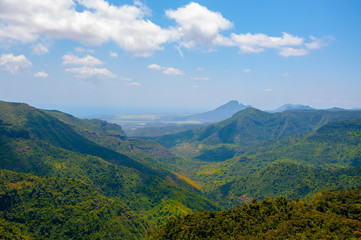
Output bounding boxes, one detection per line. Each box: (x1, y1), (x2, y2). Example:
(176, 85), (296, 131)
(148, 188), (361, 240)
(194, 119), (361, 203)
(182, 100), (251, 123)
(0, 169), (148, 239)
(155, 107), (361, 161)
(161, 100), (251, 123)
(268, 104), (315, 112)
(0, 100), (219, 229)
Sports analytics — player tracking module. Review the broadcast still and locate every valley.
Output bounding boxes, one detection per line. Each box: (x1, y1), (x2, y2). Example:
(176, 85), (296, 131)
(1, 99), (361, 239)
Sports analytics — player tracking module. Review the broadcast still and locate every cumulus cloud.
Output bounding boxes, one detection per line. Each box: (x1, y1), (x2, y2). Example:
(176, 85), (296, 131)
(147, 64), (162, 70)
(62, 54), (103, 66)
(0, 0), (174, 56)
(0, 1), (331, 57)
(65, 67), (117, 78)
(231, 32), (303, 52)
(264, 88), (273, 92)
(190, 77), (209, 80)
(243, 68), (251, 73)
(166, 2), (233, 48)
(0, 53), (32, 73)
(163, 67), (183, 75)
(34, 71), (48, 78)
(279, 47), (308, 57)
(32, 43), (49, 55)
(147, 63), (183, 75)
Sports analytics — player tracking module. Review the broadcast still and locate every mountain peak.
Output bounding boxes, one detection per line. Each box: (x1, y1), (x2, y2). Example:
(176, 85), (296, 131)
(215, 100), (250, 111)
(269, 104), (315, 113)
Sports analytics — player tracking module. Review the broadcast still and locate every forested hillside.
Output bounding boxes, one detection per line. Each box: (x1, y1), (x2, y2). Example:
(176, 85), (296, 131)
(148, 188), (361, 239)
(0, 170), (147, 240)
(155, 107), (361, 161)
(0, 101), (218, 238)
(2, 100), (361, 239)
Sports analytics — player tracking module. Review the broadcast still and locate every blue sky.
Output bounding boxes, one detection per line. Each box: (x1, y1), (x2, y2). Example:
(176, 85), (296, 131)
(0, 0), (360, 114)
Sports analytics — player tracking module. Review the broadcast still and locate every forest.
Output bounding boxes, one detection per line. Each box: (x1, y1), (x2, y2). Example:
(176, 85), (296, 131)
(1, 100), (361, 239)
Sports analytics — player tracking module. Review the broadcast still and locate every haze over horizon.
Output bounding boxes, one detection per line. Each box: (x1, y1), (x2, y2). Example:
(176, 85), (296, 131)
(1, 0), (361, 114)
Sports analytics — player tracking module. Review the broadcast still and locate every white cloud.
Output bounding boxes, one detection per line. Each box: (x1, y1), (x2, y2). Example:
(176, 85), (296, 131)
(62, 54), (103, 66)
(109, 51), (118, 58)
(75, 47), (95, 53)
(163, 67), (183, 75)
(65, 67), (117, 78)
(34, 71), (48, 78)
(147, 64), (162, 70)
(175, 45), (184, 57)
(190, 77), (209, 80)
(32, 43), (49, 55)
(305, 36), (332, 50)
(281, 72), (289, 77)
(0, 1), (332, 57)
(264, 88), (273, 92)
(0, 53), (32, 73)
(166, 2), (233, 48)
(243, 68), (251, 73)
(147, 63), (183, 75)
(118, 76), (132, 81)
(193, 85), (199, 88)
(126, 82), (141, 86)
(231, 32), (304, 53)
(197, 67), (204, 71)
(279, 47), (308, 57)
(0, 0), (174, 56)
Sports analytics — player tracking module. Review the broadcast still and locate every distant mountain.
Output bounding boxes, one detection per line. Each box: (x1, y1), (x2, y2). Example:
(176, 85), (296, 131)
(154, 107), (361, 162)
(162, 100), (251, 123)
(156, 107), (361, 149)
(268, 104), (315, 112)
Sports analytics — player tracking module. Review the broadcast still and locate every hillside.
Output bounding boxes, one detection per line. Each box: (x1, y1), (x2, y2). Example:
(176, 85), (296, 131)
(0, 170), (147, 240)
(214, 162), (361, 207)
(0, 101), (219, 228)
(148, 188), (361, 240)
(195, 119), (361, 193)
(155, 107), (361, 161)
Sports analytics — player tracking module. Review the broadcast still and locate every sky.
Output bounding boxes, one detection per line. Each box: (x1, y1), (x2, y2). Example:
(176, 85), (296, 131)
(0, 0), (361, 114)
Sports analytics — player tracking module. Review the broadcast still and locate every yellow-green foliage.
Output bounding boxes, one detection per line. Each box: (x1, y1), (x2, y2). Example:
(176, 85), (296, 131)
(148, 188), (361, 240)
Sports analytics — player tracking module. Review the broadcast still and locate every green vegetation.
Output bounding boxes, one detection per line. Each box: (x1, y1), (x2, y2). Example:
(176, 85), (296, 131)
(154, 107), (361, 161)
(214, 162), (361, 208)
(0, 170), (147, 240)
(148, 188), (361, 239)
(0, 100), (219, 238)
(2, 100), (361, 239)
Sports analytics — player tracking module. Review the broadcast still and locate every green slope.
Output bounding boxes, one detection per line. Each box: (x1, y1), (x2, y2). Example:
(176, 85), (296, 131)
(155, 107), (361, 161)
(44, 107), (184, 173)
(192, 119), (361, 191)
(0, 101), (219, 226)
(0, 170), (147, 240)
(148, 188), (361, 240)
(214, 162), (361, 207)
